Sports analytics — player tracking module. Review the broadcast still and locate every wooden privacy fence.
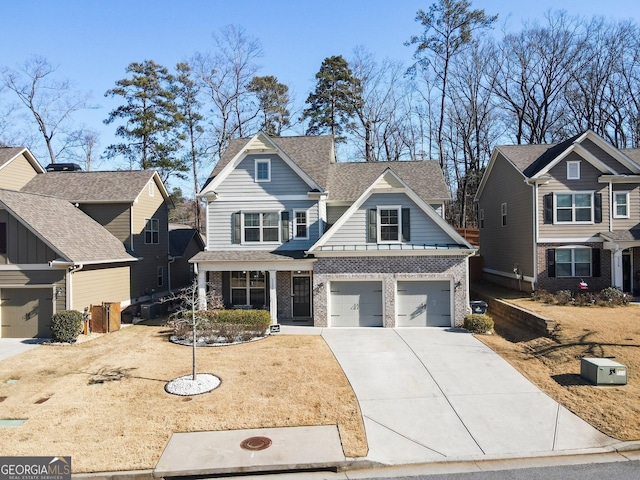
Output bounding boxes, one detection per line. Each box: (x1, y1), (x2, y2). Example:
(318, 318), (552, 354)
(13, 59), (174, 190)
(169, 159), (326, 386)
(90, 302), (121, 333)
(455, 228), (479, 247)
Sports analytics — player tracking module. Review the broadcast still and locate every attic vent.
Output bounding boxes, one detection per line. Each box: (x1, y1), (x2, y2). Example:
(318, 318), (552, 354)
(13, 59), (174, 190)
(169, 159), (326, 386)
(45, 163), (82, 172)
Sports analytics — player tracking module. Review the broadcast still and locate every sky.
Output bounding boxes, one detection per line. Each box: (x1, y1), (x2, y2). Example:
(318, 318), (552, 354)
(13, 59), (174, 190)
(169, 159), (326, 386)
(2, 0), (640, 192)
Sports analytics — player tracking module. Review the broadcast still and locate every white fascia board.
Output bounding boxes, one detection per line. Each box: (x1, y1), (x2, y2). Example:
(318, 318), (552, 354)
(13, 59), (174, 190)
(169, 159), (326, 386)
(598, 175), (640, 183)
(312, 249), (475, 258)
(0, 147), (45, 174)
(583, 130), (640, 174)
(538, 237), (603, 243)
(196, 259), (315, 272)
(200, 132), (324, 196)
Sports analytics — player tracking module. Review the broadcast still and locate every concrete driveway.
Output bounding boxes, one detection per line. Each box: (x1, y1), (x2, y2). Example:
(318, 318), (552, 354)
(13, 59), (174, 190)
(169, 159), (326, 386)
(0, 338), (46, 362)
(321, 328), (617, 465)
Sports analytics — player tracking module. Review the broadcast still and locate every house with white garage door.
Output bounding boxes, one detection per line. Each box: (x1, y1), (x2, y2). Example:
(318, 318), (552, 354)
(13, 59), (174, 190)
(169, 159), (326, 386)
(192, 133), (475, 328)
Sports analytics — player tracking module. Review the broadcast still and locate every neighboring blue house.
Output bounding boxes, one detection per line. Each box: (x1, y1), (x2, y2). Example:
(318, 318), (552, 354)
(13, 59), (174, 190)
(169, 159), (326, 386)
(191, 132), (475, 327)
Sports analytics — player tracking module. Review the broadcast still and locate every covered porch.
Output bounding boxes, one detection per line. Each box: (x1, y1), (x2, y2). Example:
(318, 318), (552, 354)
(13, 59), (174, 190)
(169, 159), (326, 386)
(190, 250), (315, 325)
(601, 230), (640, 294)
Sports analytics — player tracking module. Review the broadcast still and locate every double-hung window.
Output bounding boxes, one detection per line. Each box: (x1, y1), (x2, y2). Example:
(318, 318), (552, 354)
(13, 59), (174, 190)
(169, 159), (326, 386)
(554, 193), (593, 223)
(614, 192), (630, 218)
(378, 207), (401, 242)
(145, 218), (159, 244)
(231, 271), (266, 307)
(255, 159), (271, 182)
(556, 248), (591, 277)
(244, 212), (279, 243)
(293, 210), (308, 239)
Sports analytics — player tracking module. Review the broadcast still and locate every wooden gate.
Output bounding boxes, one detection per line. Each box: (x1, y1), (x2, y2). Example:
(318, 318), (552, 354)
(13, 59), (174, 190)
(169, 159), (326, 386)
(90, 302), (121, 333)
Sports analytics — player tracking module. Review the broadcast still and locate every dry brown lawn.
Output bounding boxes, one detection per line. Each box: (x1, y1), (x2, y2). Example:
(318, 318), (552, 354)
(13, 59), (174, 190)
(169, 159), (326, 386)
(477, 294), (640, 442)
(0, 325), (367, 473)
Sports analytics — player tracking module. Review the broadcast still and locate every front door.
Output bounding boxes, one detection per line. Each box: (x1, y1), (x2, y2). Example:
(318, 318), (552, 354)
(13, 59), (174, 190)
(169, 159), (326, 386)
(292, 276), (311, 317)
(623, 250), (631, 293)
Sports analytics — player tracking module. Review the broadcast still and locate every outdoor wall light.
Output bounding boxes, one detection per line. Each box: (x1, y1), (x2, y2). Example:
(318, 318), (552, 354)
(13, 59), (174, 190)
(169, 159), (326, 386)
(55, 287), (63, 298)
(454, 281), (462, 290)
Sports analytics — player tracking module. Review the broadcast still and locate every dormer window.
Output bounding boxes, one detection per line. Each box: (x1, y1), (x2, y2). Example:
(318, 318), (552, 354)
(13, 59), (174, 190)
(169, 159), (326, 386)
(255, 159), (271, 182)
(567, 161), (581, 180)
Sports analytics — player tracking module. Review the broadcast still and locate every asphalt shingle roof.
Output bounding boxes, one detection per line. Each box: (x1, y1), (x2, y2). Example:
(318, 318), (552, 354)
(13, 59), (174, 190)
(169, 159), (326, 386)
(190, 250), (307, 263)
(0, 147), (27, 167)
(207, 135), (450, 202)
(21, 170), (160, 203)
(169, 224), (204, 257)
(0, 189), (136, 263)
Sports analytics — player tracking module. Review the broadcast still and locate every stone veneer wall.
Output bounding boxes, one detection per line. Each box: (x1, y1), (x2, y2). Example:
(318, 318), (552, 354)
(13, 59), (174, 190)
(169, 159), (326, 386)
(312, 255), (469, 328)
(207, 271), (224, 302)
(536, 243), (611, 292)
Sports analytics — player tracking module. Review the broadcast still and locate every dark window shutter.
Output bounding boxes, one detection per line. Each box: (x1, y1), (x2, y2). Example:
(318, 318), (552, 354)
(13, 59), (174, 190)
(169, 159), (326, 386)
(0, 222), (6, 254)
(594, 193), (602, 223)
(232, 212), (241, 244)
(401, 208), (410, 242)
(544, 194), (553, 224)
(281, 211), (290, 242)
(592, 248), (601, 277)
(367, 208), (377, 243)
(547, 249), (556, 278)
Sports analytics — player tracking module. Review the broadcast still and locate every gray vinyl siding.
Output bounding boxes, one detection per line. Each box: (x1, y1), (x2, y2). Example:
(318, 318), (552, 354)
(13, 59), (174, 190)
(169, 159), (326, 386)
(80, 204), (131, 244)
(324, 192), (452, 247)
(131, 180), (169, 298)
(0, 210), (59, 265)
(208, 199), (319, 250)
(477, 154), (534, 277)
(0, 153), (39, 191)
(611, 184), (640, 231)
(538, 153), (609, 238)
(170, 238), (200, 290)
(214, 154), (312, 197)
(581, 138), (634, 174)
(326, 205), (350, 227)
(72, 264), (130, 311)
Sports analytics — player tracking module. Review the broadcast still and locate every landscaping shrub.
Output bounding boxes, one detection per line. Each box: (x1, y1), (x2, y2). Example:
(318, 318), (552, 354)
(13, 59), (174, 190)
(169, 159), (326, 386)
(532, 289), (555, 304)
(169, 309), (272, 345)
(573, 292), (595, 307)
(596, 287), (629, 307)
(50, 310), (83, 343)
(463, 314), (494, 333)
(555, 290), (573, 306)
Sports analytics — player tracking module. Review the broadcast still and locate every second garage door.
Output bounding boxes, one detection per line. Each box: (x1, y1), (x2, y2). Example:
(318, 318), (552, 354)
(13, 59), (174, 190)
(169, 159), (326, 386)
(0, 288), (54, 338)
(330, 281), (383, 327)
(397, 281), (451, 327)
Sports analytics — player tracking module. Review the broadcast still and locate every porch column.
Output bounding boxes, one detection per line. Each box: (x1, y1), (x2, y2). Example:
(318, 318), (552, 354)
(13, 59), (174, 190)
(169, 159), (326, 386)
(269, 270), (277, 324)
(613, 249), (623, 290)
(197, 270), (207, 310)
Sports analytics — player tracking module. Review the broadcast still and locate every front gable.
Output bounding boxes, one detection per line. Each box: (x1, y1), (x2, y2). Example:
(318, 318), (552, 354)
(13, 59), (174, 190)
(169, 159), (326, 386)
(200, 132), (323, 197)
(309, 169), (473, 255)
(0, 148), (44, 191)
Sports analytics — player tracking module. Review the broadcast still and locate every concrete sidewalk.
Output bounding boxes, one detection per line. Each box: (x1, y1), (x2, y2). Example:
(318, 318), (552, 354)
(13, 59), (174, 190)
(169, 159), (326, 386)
(0, 338), (46, 362)
(321, 327), (617, 466)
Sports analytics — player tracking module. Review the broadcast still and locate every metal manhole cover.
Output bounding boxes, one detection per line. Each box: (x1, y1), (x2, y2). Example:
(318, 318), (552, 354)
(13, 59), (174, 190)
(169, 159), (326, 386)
(240, 436), (272, 451)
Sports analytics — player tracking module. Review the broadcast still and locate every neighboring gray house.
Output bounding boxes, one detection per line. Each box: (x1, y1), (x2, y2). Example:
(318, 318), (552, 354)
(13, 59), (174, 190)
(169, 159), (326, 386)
(22, 170), (174, 303)
(169, 223), (205, 291)
(192, 132), (475, 327)
(475, 129), (640, 293)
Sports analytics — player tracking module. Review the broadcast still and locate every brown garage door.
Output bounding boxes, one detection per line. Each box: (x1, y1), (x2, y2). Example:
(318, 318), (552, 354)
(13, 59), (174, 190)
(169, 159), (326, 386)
(1, 288), (53, 338)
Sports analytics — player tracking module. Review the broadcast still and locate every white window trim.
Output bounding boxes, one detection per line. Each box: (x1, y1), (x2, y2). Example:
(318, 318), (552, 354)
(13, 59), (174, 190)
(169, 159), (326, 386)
(254, 158), (271, 182)
(231, 271), (266, 307)
(241, 211), (281, 244)
(377, 205), (402, 244)
(613, 191), (630, 219)
(553, 192), (594, 224)
(567, 161), (581, 180)
(293, 209), (309, 240)
(145, 218), (159, 244)
(555, 246), (592, 278)
(501, 203), (507, 227)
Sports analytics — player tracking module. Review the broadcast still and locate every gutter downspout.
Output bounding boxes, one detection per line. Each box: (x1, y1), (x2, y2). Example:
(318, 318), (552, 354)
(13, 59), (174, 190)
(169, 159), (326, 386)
(531, 180), (539, 291)
(66, 264), (84, 311)
(168, 256), (176, 292)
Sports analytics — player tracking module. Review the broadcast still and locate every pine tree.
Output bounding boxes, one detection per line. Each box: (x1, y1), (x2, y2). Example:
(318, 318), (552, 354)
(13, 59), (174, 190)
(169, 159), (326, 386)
(104, 60), (187, 182)
(301, 55), (362, 144)
(248, 75), (291, 136)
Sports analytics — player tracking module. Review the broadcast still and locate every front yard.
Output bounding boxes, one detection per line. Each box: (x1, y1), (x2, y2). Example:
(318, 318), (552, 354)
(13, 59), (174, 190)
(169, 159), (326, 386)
(0, 325), (367, 473)
(477, 293), (640, 441)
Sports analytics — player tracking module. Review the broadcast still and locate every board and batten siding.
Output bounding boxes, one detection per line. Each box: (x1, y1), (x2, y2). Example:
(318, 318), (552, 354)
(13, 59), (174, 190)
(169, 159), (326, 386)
(71, 264), (130, 311)
(80, 204), (131, 244)
(0, 153), (39, 190)
(208, 199), (319, 250)
(478, 153), (534, 278)
(323, 192), (452, 247)
(537, 153), (609, 239)
(214, 154), (312, 197)
(131, 178), (169, 298)
(0, 210), (59, 265)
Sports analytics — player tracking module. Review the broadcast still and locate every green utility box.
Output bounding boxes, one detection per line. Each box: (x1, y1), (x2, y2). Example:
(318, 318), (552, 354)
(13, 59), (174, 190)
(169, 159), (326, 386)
(580, 358), (628, 386)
